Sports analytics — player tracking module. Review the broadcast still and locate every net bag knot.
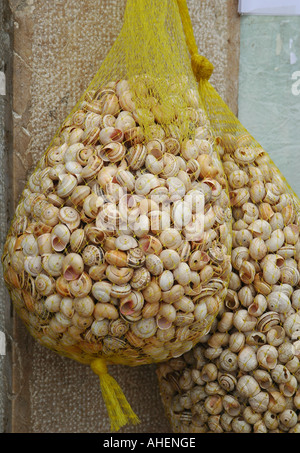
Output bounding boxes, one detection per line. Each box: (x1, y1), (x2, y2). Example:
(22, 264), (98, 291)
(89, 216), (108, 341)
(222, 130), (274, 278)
(191, 54), (214, 81)
(176, 0), (214, 80)
(91, 358), (140, 432)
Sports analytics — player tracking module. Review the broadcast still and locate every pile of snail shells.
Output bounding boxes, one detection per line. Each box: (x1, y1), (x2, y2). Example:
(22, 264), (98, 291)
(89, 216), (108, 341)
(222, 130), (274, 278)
(157, 271), (300, 433)
(2, 75), (232, 366)
(156, 133), (300, 433)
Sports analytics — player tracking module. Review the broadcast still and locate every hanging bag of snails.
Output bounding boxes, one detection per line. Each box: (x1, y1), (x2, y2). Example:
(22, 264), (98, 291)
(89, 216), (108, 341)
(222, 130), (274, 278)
(155, 0), (300, 434)
(2, 0), (232, 431)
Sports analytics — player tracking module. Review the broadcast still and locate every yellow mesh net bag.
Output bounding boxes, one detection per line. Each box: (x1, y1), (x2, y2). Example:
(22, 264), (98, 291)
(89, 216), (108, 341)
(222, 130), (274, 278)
(2, 0), (232, 431)
(156, 0), (300, 434)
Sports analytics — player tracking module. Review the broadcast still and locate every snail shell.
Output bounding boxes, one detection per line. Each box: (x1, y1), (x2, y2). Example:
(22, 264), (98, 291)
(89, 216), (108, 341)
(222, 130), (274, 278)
(145, 153), (164, 175)
(234, 146), (257, 164)
(262, 254), (284, 285)
(130, 317), (157, 339)
(47, 144), (67, 166)
(80, 155), (103, 180)
(119, 89), (136, 112)
(115, 234), (138, 251)
(265, 229), (285, 252)
(84, 225), (105, 245)
(139, 235), (163, 255)
(70, 185), (91, 207)
(90, 319), (110, 337)
(69, 272), (92, 298)
(105, 250), (127, 267)
(180, 139), (199, 161)
(70, 229), (86, 253)
(91, 281), (112, 302)
(248, 219), (272, 240)
(42, 253), (64, 277)
(130, 267), (151, 290)
(161, 284), (185, 304)
(160, 153), (180, 179)
(50, 224), (70, 252)
(148, 210), (170, 235)
(159, 270), (174, 291)
(97, 165), (117, 188)
(110, 283), (131, 299)
(236, 375), (260, 398)
(35, 273), (56, 296)
(257, 344), (278, 370)
(55, 276), (71, 297)
(257, 311), (281, 333)
(135, 173), (160, 196)
(81, 245), (104, 267)
(186, 159), (201, 181)
(119, 291), (144, 317)
(115, 170), (135, 192)
(98, 142), (126, 163)
(142, 301), (160, 319)
(21, 234), (39, 256)
(56, 174), (78, 198)
(229, 188), (250, 208)
(124, 126), (144, 147)
(131, 214), (150, 238)
(62, 253), (84, 281)
(159, 229), (182, 250)
(109, 318), (129, 337)
(126, 247), (146, 268)
(173, 262), (191, 286)
(98, 127), (123, 146)
(280, 264), (300, 286)
(142, 278), (161, 303)
(159, 249), (180, 270)
(74, 295), (94, 317)
(237, 345), (258, 372)
(105, 265), (134, 285)
(127, 144), (147, 170)
(266, 325), (285, 346)
(233, 309), (256, 332)
(266, 291), (291, 314)
(222, 394), (241, 417)
(271, 364), (291, 384)
(94, 302), (119, 320)
(82, 193), (104, 219)
(44, 293), (62, 313)
(60, 297), (75, 319)
(172, 200), (192, 229)
(228, 170), (249, 189)
(58, 207), (81, 232)
(115, 111), (136, 132)
(218, 372), (237, 392)
(248, 237), (267, 261)
(39, 204), (59, 227)
(188, 250), (209, 271)
(249, 392), (270, 414)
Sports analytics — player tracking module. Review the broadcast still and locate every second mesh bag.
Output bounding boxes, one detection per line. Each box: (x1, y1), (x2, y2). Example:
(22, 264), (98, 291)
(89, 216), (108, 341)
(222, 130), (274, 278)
(2, 0), (231, 430)
(156, 0), (300, 434)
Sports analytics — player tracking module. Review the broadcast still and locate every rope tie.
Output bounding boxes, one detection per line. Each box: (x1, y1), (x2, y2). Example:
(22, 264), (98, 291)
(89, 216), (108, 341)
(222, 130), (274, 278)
(191, 54), (214, 81)
(176, 0), (214, 81)
(91, 358), (140, 432)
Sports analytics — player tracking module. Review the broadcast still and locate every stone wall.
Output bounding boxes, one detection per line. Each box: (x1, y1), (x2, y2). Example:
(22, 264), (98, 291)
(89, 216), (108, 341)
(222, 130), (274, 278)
(0, 0), (13, 434)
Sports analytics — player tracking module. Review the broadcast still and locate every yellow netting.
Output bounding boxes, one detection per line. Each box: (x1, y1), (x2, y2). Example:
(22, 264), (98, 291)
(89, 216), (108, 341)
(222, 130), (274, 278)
(156, 0), (300, 434)
(2, 0), (232, 431)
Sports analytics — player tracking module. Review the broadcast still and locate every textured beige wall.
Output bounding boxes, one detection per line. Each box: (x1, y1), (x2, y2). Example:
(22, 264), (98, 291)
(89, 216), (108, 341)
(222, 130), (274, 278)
(9, 0), (240, 433)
